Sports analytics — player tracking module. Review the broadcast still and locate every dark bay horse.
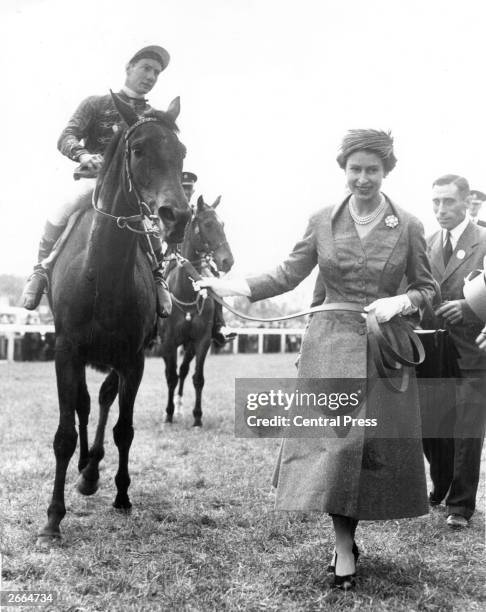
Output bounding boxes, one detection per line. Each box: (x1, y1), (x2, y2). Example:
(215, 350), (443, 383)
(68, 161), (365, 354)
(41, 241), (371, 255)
(159, 195), (234, 426)
(38, 94), (191, 544)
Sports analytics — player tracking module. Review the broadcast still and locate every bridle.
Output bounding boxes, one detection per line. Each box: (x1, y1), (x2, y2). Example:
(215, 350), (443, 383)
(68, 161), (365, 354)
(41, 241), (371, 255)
(91, 117), (164, 237)
(165, 209), (229, 316)
(185, 209), (229, 267)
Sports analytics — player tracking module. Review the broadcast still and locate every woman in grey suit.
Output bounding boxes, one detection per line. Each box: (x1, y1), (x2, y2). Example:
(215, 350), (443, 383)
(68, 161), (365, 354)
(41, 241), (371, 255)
(199, 130), (437, 590)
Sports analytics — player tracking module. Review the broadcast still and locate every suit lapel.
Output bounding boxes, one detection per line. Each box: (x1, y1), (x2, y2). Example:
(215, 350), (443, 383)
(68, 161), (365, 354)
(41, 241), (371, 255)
(427, 231), (445, 282)
(330, 194), (364, 259)
(362, 196), (405, 264)
(331, 193), (406, 269)
(442, 222), (480, 283)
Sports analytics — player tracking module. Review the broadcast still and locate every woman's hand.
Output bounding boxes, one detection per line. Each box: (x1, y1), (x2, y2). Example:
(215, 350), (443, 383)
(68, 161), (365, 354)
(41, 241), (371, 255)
(363, 295), (412, 323)
(196, 276), (251, 298)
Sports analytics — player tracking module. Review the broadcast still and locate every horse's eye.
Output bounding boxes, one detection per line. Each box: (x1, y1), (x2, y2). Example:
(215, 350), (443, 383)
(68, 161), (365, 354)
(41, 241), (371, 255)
(132, 148), (143, 158)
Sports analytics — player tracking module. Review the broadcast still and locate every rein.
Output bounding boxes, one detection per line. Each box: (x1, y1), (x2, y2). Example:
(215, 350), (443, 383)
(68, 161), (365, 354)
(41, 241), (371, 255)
(91, 117), (162, 238)
(174, 253), (425, 393)
(164, 212), (225, 315)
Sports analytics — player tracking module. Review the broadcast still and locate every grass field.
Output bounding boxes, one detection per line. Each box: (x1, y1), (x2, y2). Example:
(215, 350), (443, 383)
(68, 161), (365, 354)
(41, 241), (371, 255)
(0, 354), (485, 611)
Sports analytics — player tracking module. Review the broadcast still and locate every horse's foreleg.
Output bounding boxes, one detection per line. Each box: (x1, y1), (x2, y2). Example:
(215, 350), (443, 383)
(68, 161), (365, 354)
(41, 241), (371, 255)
(76, 373), (90, 472)
(178, 346), (194, 397)
(113, 355), (144, 510)
(163, 351), (178, 423)
(192, 342), (210, 427)
(38, 350), (81, 543)
(77, 370), (118, 496)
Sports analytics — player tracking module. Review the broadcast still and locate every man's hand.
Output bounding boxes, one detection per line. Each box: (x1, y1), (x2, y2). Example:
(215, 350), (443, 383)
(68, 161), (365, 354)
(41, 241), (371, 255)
(476, 327), (486, 351)
(435, 300), (464, 325)
(79, 153), (104, 173)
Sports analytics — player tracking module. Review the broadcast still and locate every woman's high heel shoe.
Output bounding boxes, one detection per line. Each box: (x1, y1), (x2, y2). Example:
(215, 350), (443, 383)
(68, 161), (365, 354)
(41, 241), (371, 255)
(327, 541), (359, 574)
(332, 552), (356, 591)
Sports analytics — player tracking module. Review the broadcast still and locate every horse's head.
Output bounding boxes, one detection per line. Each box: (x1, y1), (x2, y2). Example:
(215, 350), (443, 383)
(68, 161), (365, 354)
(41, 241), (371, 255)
(187, 195), (234, 273)
(111, 92), (191, 243)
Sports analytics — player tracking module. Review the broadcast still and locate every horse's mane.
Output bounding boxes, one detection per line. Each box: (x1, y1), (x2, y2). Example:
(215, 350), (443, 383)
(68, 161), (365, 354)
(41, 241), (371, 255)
(96, 129), (125, 197)
(97, 111), (180, 188)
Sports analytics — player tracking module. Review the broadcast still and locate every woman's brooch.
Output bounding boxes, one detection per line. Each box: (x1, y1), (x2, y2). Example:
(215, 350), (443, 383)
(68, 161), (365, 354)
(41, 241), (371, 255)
(384, 215), (399, 229)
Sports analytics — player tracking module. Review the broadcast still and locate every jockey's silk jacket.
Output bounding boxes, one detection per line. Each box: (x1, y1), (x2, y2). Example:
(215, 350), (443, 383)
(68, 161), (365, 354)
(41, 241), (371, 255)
(57, 90), (152, 162)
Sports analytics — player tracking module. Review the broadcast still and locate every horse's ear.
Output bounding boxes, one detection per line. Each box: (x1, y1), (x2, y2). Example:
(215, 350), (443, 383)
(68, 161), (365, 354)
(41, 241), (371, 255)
(212, 195), (222, 209)
(166, 96), (180, 121)
(110, 89), (138, 127)
(197, 195), (205, 211)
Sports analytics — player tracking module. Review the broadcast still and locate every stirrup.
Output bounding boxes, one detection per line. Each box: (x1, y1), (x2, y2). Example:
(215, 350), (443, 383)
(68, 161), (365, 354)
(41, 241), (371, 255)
(212, 328), (237, 347)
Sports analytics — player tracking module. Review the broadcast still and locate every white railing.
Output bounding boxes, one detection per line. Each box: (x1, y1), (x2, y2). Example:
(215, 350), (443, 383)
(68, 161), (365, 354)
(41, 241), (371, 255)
(224, 327), (304, 354)
(0, 324), (55, 362)
(0, 324), (305, 361)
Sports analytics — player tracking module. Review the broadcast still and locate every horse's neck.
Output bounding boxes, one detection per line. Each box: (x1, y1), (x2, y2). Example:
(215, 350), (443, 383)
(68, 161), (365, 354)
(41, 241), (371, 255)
(87, 189), (141, 290)
(172, 239), (200, 299)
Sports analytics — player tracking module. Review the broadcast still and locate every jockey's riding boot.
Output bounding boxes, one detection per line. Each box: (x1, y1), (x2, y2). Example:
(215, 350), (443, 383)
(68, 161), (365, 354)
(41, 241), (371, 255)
(153, 267), (172, 318)
(21, 221), (65, 310)
(212, 301), (236, 347)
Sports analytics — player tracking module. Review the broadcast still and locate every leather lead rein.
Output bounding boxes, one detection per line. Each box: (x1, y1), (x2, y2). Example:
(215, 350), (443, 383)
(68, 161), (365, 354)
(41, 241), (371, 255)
(176, 257), (425, 393)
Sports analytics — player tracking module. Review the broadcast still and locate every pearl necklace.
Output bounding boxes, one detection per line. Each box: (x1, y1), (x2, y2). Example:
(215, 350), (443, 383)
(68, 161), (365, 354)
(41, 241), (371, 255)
(348, 195), (386, 225)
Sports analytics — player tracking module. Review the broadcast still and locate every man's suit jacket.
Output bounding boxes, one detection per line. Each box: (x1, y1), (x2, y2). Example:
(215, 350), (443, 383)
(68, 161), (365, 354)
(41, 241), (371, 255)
(427, 221), (486, 370)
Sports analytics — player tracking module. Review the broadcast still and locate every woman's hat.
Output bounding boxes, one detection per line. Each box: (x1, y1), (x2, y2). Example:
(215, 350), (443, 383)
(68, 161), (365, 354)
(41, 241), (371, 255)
(463, 270), (486, 321)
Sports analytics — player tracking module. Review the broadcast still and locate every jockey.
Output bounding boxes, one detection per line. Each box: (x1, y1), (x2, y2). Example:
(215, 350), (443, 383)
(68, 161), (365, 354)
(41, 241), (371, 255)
(181, 172), (236, 346)
(22, 45), (173, 317)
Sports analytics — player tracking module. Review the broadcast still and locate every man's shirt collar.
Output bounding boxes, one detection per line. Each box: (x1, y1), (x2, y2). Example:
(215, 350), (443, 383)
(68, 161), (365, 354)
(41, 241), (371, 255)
(121, 86), (147, 101)
(442, 216), (470, 249)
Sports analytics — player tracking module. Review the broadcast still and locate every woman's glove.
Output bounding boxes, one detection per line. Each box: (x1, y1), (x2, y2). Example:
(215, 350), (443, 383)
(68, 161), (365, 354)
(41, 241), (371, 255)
(364, 294), (415, 323)
(195, 276), (251, 298)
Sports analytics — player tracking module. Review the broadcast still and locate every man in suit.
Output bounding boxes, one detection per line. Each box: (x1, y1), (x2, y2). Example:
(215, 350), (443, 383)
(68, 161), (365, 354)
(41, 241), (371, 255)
(467, 189), (486, 227)
(424, 174), (486, 527)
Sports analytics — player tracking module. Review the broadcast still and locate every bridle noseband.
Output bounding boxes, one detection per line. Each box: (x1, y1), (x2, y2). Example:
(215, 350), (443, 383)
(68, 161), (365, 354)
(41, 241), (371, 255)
(92, 116), (164, 237)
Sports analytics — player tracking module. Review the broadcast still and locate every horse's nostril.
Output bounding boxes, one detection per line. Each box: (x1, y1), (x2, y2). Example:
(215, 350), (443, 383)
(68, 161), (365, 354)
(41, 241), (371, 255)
(159, 206), (175, 223)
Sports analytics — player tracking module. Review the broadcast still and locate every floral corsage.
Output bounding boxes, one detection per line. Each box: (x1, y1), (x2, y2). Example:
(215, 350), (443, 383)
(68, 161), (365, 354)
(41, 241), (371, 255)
(384, 215), (399, 228)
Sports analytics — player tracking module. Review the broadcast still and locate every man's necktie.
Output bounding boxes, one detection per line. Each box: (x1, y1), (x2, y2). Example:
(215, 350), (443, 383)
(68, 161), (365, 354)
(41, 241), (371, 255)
(443, 231), (453, 266)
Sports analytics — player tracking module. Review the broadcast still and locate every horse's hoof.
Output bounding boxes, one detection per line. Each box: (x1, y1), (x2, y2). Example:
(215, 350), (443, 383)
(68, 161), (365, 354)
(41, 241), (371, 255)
(175, 397), (183, 414)
(78, 460), (89, 473)
(76, 475), (99, 496)
(113, 497), (132, 513)
(193, 421), (202, 428)
(35, 532), (61, 548)
(165, 415), (173, 424)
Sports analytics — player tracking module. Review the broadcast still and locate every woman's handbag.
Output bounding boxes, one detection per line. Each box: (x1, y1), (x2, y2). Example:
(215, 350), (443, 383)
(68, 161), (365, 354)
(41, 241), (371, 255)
(414, 297), (461, 379)
(414, 328), (461, 378)
(415, 299), (461, 438)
